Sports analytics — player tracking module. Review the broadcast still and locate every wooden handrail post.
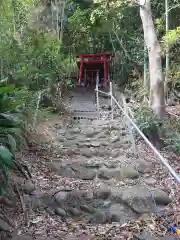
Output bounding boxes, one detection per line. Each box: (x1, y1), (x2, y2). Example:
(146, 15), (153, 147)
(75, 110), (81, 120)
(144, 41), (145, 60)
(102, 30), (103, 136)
(96, 71), (100, 118)
(122, 95), (136, 155)
(110, 82), (113, 120)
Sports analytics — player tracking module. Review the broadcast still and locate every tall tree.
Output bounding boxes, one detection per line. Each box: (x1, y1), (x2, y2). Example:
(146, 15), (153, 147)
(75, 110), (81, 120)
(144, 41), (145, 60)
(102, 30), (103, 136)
(140, 0), (165, 118)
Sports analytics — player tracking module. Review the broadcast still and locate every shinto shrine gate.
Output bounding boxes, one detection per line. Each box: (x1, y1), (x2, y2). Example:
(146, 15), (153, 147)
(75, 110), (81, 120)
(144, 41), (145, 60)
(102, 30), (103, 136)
(76, 52), (114, 88)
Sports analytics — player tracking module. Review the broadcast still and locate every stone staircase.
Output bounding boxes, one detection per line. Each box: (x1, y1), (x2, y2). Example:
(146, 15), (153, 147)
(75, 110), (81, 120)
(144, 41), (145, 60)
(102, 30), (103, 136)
(68, 87), (111, 120)
(43, 118), (171, 225)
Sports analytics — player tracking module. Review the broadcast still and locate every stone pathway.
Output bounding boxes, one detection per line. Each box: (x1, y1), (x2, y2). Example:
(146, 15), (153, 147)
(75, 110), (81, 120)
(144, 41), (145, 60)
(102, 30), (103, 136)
(70, 88), (96, 112)
(24, 118), (172, 232)
(69, 88), (99, 120)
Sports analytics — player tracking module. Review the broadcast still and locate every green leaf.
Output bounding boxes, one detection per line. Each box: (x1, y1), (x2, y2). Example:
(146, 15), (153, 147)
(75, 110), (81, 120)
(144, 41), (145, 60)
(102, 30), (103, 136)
(0, 85), (15, 93)
(7, 134), (16, 154)
(0, 146), (13, 168)
(0, 113), (21, 127)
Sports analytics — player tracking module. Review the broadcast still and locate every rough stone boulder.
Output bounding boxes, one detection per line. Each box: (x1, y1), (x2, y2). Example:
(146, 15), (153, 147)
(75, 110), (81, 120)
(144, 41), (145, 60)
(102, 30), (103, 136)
(109, 203), (137, 224)
(70, 163), (97, 180)
(88, 211), (107, 224)
(98, 166), (140, 180)
(23, 180), (36, 194)
(94, 184), (111, 199)
(112, 185), (171, 214)
(24, 189), (54, 211)
(75, 166), (96, 180)
(84, 158), (102, 168)
(48, 162), (76, 178)
(96, 148), (112, 157)
(54, 191), (69, 205)
(68, 127), (81, 134)
(83, 127), (97, 137)
(80, 148), (95, 158)
(135, 159), (154, 173)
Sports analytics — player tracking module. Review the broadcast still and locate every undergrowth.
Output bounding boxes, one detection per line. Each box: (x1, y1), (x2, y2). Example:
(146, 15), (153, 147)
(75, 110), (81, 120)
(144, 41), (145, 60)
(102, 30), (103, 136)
(134, 105), (180, 153)
(0, 81), (34, 197)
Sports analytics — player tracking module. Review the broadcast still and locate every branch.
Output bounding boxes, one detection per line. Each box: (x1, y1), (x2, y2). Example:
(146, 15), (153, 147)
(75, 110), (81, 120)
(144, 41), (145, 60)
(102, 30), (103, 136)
(168, 4), (180, 12)
(112, 28), (131, 60)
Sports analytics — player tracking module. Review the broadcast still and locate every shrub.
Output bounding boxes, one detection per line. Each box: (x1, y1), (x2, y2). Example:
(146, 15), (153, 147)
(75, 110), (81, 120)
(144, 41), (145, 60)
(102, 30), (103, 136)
(134, 105), (180, 153)
(0, 82), (29, 195)
(164, 133), (180, 153)
(134, 106), (164, 147)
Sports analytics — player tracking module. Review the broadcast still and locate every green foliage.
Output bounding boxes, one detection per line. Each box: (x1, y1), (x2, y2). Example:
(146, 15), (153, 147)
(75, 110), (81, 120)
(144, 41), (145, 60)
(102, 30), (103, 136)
(0, 2), (79, 197)
(0, 142), (14, 194)
(160, 25), (180, 99)
(3, 29), (76, 91)
(67, 0), (143, 86)
(134, 106), (164, 146)
(164, 133), (180, 153)
(0, 0), (77, 92)
(160, 117), (180, 153)
(134, 104), (180, 153)
(0, 146), (13, 169)
(0, 82), (28, 195)
(163, 26), (180, 46)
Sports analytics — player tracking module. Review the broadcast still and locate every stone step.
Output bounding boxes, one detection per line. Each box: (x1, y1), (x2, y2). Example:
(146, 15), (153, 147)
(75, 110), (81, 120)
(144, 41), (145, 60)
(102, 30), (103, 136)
(72, 111), (99, 120)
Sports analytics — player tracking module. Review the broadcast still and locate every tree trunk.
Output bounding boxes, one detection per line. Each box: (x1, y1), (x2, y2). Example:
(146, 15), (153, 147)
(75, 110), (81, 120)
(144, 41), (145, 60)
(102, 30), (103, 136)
(140, 0), (165, 118)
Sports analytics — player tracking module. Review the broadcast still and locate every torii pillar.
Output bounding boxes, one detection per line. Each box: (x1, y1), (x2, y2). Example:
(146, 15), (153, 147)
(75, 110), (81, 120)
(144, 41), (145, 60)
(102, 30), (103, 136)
(78, 57), (83, 86)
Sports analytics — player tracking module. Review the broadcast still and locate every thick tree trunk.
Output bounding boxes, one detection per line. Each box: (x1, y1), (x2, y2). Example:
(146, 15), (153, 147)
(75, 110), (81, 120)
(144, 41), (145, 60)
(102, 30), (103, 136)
(140, 0), (165, 118)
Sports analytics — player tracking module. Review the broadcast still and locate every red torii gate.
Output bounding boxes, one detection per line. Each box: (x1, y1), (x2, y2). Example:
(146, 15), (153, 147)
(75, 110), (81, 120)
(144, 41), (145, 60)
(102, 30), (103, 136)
(76, 52), (114, 88)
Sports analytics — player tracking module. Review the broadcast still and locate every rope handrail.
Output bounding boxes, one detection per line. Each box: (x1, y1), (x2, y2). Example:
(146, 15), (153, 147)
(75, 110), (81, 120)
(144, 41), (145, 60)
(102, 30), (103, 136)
(95, 89), (110, 96)
(95, 82), (180, 184)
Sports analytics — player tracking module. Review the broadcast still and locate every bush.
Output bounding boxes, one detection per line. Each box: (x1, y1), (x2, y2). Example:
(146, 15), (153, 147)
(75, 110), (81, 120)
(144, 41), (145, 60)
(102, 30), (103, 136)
(134, 106), (164, 147)
(10, 29), (76, 91)
(0, 82), (30, 195)
(0, 146), (13, 195)
(164, 133), (180, 153)
(162, 116), (180, 153)
(134, 105), (180, 153)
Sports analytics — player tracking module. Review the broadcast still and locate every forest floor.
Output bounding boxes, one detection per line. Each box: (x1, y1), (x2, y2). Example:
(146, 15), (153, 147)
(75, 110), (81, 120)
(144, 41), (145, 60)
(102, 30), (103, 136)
(2, 110), (180, 240)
